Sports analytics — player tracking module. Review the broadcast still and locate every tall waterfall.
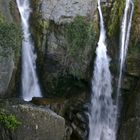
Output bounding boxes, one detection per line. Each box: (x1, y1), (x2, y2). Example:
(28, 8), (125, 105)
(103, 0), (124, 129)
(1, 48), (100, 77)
(88, 0), (116, 140)
(115, 0), (134, 132)
(117, 0), (134, 100)
(16, 0), (42, 101)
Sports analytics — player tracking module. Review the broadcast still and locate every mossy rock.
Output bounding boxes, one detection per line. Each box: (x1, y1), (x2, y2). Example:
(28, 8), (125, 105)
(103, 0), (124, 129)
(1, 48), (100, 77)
(0, 13), (21, 60)
(0, 13), (21, 98)
(129, 0), (140, 47)
(107, 0), (125, 38)
(64, 16), (97, 78)
(0, 111), (21, 131)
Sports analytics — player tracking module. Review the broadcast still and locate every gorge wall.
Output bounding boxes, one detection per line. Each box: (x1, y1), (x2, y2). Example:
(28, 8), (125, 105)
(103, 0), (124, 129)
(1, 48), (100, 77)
(0, 0), (140, 140)
(118, 0), (140, 139)
(0, 0), (21, 98)
(30, 0), (99, 97)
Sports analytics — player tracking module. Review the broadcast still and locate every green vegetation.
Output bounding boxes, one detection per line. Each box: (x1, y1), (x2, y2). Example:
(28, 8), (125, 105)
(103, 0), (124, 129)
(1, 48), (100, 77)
(108, 0), (125, 38)
(0, 13), (21, 59)
(66, 16), (96, 56)
(130, 0), (140, 47)
(128, 45), (140, 54)
(64, 16), (97, 77)
(0, 112), (21, 131)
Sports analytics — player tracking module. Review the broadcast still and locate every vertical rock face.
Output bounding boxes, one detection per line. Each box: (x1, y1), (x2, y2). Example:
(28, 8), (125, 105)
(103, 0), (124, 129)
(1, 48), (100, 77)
(0, 0), (20, 22)
(0, 0), (13, 22)
(31, 0), (98, 96)
(40, 0), (97, 24)
(0, 0), (21, 98)
(0, 57), (14, 97)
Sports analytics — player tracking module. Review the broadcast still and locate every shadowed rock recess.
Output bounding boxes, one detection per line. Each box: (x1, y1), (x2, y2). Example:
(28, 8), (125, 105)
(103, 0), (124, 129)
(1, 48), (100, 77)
(0, 0), (140, 140)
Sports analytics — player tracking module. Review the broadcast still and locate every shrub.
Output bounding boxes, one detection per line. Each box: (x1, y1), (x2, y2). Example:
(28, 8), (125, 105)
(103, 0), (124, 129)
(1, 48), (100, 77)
(0, 112), (21, 131)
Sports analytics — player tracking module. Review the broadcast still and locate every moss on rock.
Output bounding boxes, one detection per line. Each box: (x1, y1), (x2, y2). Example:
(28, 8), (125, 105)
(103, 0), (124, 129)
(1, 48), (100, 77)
(0, 12), (21, 98)
(66, 16), (96, 56)
(64, 16), (97, 78)
(0, 111), (21, 131)
(107, 0), (125, 38)
(0, 13), (21, 60)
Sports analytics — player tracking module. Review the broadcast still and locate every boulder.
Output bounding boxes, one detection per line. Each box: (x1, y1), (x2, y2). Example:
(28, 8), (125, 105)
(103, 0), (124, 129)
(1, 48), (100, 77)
(0, 99), (65, 140)
(31, 91), (88, 140)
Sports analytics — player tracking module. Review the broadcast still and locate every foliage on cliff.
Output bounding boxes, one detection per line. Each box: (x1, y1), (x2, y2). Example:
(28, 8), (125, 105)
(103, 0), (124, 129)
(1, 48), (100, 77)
(66, 16), (96, 56)
(0, 13), (21, 59)
(107, 0), (125, 38)
(0, 111), (21, 130)
(64, 16), (97, 77)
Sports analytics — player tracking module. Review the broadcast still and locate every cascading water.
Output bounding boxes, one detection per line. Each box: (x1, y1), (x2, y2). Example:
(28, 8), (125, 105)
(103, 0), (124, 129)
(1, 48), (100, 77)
(88, 0), (116, 140)
(117, 0), (134, 100)
(115, 0), (134, 132)
(16, 0), (42, 101)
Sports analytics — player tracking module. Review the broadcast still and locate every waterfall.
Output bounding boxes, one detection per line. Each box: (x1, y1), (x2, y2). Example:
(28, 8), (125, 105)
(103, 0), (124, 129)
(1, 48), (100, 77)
(117, 0), (134, 100)
(88, 0), (116, 140)
(115, 0), (134, 130)
(16, 0), (42, 101)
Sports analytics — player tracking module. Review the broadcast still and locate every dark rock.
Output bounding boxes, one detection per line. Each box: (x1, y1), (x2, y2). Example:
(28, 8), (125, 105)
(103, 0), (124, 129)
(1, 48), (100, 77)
(118, 1), (140, 139)
(126, 53), (140, 77)
(118, 79), (140, 140)
(31, 91), (88, 140)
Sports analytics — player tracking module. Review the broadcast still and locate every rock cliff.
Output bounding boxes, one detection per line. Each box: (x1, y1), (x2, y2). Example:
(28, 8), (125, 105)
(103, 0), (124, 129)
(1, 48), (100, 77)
(0, 0), (140, 140)
(30, 0), (98, 96)
(0, 0), (21, 98)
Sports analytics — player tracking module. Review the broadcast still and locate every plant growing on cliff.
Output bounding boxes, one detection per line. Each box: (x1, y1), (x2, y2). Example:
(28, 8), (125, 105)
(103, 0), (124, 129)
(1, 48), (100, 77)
(108, 0), (125, 38)
(0, 16), (21, 59)
(64, 16), (97, 77)
(0, 112), (21, 131)
(66, 16), (96, 56)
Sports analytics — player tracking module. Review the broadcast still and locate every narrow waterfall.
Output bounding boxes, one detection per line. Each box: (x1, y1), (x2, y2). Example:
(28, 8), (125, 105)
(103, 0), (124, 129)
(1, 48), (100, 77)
(88, 0), (116, 140)
(114, 0), (134, 133)
(117, 0), (134, 99)
(16, 0), (42, 101)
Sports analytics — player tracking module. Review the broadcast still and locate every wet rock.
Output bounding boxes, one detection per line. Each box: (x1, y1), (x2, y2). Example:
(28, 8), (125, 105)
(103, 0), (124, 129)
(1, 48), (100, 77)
(118, 79), (140, 140)
(76, 113), (86, 124)
(31, 97), (68, 116)
(119, 1), (140, 139)
(126, 53), (140, 77)
(31, 91), (88, 140)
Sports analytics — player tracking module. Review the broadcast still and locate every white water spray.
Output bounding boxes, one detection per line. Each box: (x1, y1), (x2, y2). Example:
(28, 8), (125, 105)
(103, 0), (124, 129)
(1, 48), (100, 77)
(16, 0), (42, 101)
(88, 0), (116, 140)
